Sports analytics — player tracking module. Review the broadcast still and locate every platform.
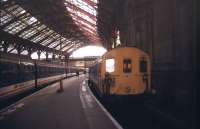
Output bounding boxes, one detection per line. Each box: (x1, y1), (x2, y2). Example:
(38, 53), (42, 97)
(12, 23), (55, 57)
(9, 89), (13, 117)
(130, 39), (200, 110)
(0, 75), (122, 129)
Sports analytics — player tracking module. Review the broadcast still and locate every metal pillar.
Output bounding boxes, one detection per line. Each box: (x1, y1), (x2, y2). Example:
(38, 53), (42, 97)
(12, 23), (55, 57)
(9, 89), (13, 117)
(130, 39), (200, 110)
(37, 51), (41, 60)
(52, 54), (55, 60)
(65, 55), (69, 78)
(46, 52), (49, 61)
(34, 60), (38, 88)
(57, 35), (64, 92)
(17, 46), (23, 64)
(27, 48), (33, 59)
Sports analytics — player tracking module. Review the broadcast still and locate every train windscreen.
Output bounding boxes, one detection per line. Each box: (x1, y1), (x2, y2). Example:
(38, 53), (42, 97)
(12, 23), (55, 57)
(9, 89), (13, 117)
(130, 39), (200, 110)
(106, 59), (115, 73)
(140, 60), (147, 73)
(123, 59), (132, 73)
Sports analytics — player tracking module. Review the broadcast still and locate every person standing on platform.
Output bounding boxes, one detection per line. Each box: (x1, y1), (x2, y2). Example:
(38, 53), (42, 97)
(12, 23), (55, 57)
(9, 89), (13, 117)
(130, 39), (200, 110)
(76, 70), (79, 78)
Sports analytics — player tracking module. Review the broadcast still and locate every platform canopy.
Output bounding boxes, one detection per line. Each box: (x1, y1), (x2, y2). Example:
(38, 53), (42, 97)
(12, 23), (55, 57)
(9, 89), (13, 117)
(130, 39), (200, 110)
(0, 0), (104, 56)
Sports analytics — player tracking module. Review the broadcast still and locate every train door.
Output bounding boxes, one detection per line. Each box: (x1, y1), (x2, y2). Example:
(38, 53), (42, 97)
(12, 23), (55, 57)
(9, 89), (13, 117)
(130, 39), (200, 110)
(139, 58), (149, 92)
(122, 58), (132, 93)
(104, 58), (115, 95)
(98, 63), (102, 90)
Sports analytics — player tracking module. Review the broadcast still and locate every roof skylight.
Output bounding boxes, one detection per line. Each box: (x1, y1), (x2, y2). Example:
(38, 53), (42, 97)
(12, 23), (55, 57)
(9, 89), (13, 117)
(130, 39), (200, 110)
(64, 0), (100, 43)
(1, 2), (85, 55)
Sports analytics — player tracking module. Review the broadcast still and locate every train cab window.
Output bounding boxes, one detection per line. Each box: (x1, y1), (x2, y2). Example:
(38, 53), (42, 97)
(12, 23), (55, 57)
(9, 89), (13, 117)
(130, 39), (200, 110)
(106, 59), (115, 73)
(123, 59), (132, 73)
(140, 60), (147, 73)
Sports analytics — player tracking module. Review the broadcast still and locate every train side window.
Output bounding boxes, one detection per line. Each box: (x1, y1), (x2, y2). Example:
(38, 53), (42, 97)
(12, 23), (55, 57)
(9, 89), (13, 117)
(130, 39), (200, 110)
(140, 60), (147, 73)
(123, 59), (132, 73)
(106, 58), (115, 73)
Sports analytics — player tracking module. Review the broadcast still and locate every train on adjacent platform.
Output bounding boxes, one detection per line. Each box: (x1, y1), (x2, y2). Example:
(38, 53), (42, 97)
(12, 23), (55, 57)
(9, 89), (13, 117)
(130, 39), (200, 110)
(0, 57), (82, 99)
(88, 47), (152, 98)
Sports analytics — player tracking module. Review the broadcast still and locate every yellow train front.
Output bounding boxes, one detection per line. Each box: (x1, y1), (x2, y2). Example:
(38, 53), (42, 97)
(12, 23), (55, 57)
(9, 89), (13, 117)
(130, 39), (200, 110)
(89, 47), (151, 97)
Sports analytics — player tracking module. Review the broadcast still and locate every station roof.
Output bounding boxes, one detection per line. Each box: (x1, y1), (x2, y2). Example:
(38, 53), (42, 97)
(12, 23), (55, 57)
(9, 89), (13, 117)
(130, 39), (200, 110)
(1, 0), (104, 56)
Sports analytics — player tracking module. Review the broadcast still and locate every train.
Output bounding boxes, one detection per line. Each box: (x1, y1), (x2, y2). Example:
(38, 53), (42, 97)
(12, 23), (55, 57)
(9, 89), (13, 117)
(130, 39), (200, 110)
(0, 55), (83, 100)
(88, 47), (151, 98)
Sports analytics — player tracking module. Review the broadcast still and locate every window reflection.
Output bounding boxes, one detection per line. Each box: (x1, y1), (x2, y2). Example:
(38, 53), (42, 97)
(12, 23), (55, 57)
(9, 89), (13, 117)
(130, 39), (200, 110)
(106, 59), (115, 73)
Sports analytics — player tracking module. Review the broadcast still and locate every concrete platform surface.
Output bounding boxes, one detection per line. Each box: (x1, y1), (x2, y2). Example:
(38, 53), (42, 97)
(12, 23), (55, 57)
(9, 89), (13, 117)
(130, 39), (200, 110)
(0, 75), (122, 129)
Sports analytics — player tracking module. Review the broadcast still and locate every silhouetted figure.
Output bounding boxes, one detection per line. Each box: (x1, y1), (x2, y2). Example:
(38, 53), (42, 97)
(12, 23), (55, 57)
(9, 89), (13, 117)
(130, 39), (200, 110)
(104, 72), (112, 95)
(76, 70), (79, 78)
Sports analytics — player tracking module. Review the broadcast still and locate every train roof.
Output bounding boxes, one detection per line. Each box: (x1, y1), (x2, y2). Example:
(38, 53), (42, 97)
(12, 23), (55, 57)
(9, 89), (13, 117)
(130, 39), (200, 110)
(102, 47), (149, 57)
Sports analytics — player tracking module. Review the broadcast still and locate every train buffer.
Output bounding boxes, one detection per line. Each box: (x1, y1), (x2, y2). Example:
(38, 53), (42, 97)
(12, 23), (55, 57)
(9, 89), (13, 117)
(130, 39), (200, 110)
(0, 75), (122, 129)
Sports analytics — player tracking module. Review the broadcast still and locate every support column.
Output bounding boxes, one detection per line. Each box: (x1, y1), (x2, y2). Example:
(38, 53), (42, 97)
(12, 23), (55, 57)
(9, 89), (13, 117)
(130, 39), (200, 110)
(65, 55), (69, 78)
(37, 51), (41, 60)
(57, 35), (64, 93)
(59, 35), (63, 62)
(52, 54), (55, 60)
(27, 48), (33, 59)
(34, 60), (38, 88)
(46, 52), (49, 61)
(17, 45), (23, 63)
(58, 55), (62, 60)
(52, 54), (56, 62)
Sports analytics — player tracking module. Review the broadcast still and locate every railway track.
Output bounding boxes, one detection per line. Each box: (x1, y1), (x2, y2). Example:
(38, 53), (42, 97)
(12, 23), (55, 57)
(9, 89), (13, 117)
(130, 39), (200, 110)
(89, 83), (194, 129)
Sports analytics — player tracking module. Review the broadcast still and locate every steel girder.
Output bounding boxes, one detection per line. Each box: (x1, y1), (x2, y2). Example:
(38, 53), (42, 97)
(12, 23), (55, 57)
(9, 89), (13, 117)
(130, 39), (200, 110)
(0, 30), (67, 56)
